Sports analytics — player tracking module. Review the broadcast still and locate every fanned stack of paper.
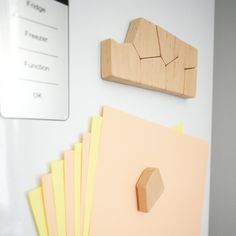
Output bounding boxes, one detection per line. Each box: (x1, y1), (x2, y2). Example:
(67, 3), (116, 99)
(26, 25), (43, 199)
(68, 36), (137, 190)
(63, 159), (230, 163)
(28, 115), (102, 236)
(28, 106), (208, 236)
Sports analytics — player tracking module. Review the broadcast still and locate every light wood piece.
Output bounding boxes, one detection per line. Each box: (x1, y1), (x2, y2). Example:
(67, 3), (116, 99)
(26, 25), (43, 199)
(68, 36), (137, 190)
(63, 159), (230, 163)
(101, 39), (141, 85)
(136, 168), (164, 213)
(176, 39), (198, 69)
(157, 26), (178, 65)
(141, 57), (165, 90)
(184, 68), (197, 97)
(125, 18), (160, 58)
(166, 58), (185, 95)
(101, 18), (198, 98)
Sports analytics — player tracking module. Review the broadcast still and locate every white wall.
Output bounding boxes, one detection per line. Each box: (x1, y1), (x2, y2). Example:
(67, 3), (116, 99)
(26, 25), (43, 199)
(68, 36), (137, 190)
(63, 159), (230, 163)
(0, 0), (215, 235)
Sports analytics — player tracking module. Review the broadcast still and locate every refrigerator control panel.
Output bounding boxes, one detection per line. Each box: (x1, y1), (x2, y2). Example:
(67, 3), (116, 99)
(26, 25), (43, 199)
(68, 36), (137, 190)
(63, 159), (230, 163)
(0, 0), (69, 120)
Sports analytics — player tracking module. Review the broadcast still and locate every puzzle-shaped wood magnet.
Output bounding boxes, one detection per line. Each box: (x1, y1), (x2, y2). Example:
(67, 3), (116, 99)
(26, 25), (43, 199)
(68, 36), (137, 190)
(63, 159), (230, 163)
(101, 18), (198, 98)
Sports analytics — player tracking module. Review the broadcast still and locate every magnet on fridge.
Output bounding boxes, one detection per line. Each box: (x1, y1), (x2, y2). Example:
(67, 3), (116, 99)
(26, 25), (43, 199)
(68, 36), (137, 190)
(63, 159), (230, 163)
(136, 168), (164, 213)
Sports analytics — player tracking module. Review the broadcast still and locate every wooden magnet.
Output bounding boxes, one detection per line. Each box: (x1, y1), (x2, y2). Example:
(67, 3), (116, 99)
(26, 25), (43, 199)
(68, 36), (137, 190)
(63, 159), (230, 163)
(136, 168), (164, 213)
(125, 18), (160, 59)
(157, 26), (178, 65)
(101, 18), (198, 98)
(183, 68), (197, 97)
(101, 39), (141, 85)
(140, 57), (165, 90)
(166, 58), (185, 95)
(101, 39), (113, 81)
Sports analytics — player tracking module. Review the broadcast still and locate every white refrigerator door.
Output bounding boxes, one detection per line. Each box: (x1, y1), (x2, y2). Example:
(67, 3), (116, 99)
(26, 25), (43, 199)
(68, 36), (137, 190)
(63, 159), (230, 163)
(0, 0), (214, 235)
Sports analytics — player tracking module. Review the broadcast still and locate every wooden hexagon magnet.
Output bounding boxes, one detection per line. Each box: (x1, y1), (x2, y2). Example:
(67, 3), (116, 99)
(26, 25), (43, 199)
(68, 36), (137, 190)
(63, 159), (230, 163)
(136, 167), (164, 213)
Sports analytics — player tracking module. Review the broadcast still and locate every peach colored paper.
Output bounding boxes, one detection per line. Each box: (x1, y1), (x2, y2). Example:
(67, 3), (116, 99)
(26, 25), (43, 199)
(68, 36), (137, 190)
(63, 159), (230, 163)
(90, 106), (208, 236)
(73, 143), (82, 236)
(41, 174), (58, 236)
(64, 151), (75, 236)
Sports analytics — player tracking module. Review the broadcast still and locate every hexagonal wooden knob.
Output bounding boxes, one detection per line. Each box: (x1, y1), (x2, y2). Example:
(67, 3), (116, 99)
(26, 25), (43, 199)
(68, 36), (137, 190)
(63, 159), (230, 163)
(136, 168), (164, 213)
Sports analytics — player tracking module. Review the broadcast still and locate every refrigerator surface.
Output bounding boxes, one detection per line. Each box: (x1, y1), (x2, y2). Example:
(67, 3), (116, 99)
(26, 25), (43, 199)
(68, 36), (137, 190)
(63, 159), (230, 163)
(0, 0), (214, 235)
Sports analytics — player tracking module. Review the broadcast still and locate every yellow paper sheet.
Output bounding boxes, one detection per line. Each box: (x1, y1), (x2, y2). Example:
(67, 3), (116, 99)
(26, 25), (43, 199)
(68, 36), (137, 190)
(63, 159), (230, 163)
(64, 151), (75, 236)
(172, 122), (184, 133)
(28, 187), (48, 236)
(73, 143), (82, 236)
(80, 133), (91, 236)
(83, 116), (103, 236)
(51, 160), (66, 236)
